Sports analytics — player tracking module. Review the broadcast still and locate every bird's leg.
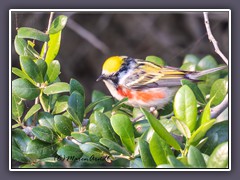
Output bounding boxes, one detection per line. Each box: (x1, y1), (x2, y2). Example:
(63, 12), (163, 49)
(131, 106), (157, 122)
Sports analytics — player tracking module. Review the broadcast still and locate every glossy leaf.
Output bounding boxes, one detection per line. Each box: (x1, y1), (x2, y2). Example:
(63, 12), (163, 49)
(12, 145), (30, 163)
(139, 139), (156, 168)
(43, 82), (70, 95)
(187, 146), (206, 168)
(167, 155), (186, 168)
(38, 112), (55, 129)
(71, 132), (91, 143)
(12, 129), (31, 152)
(35, 59), (47, 78)
(201, 121), (228, 155)
(32, 126), (57, 143)
(181, 79), (206, 104)
(84, 96), (112, 116)
(24, 104), (41, 121)
(14, 35), (27, 56)
(94, 111), (120, 143)
(141, 108), (181, 150)
(46, 60), (60, 83)
(52, 95), (69, 114)
(54, 115), (73, 136)
(145, 55), (165, 66)
(70, 78), (85, 98)
(20, 56), (43, 83)
(12, 78), (40, 100)
(12, 67), (35, 85)
(18, 27), (49, 42)
(110, 114), (135, 153)
(130, 158), (144, 168)
(100, 138), (130, 156)
(183, 54), (200, 65)
(173, 118), (191, 139)
(68, 91), (84, 125)
(174, 85), (197, 132)
(91, 90), (114, 112)
(207, 142), (228, 168)
(180, 62), (196, 71)
(149, 132), (173, 165)
(12, 93), (24, 120)
(45, 31), (61, 65)
(49, 15), (68, 34)
(188, 119), (216, 145)
(26, 139), (56, 159)
(79, 142), (110, 158)
(200, 97), (214, 125)
(57, 144), (83, 159)
(210, 79), (228, 106)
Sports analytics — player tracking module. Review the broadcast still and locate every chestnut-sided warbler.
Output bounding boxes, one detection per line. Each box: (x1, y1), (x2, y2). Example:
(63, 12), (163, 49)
(97, 56), (226, 109)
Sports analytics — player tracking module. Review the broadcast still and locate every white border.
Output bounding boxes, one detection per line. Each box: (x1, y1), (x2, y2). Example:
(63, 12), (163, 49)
(9, 9), (231, 171)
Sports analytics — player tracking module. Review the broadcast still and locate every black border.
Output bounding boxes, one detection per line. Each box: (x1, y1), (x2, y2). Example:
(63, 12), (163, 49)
(1, 0), (239, 179)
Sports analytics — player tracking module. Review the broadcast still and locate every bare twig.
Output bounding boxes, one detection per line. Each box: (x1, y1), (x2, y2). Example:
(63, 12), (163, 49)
(42, 12), (54, 60)
(203, 12), (229, 118)
(211, 94), (228, 118)
(67, 18), (110, 54)
(203, 12), (229, 65)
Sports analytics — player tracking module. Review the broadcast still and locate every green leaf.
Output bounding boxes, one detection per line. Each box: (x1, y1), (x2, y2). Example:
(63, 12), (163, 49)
(57, 144), (83, 159)
(24, 104), (41, 121)
(68, 91), (84, 125)
(167, 155), (186, 168)
(197, 55), (218, 70)
(210, 79), (228, 106)
(91, 90), (114, 112)
(12, 78), (40, 100)
(70, 78), (85, 98)
(180, 62), (196, 71)
(12, 67), (35, 85)
(20, 56), (43, 83)
(79, 142), (110, 158)
(110, 114), (135, 153)
(45, 31), (61, 65)
(32, 126), (57, 143)
(12, 129), (31, 152)
(174, 85), (197, 132)
(94, 111), (120, 143)
(181, 79), (206, 104)
(139, 138), (156, 168)
(145, 56), (165, 66)
(207, 142), (228, 168)
(201, 121), (228, 155)
(26, 139), (57, 159)
(173, 118), (191, 139)
(46, 60), (61, 83)
(183, 54), (199, 65)
(149, 132), (174, 165)
(200, 97), (214, 125)
(84, 96), (112, 116)
(100, 138), (130, 156)
(188, 119), (216, 145)
(49, 15), (68, 34)
(130, 158), (144, 168)
(35, 59), (47, 79)
(89, 123), (102, 142)
(187, 146), (206, 168)
(54, 115), (73, 136)
(12, 93), (24, 120)
(38, 112), (55, 129)
(141, 108), (181, 150)
(12, 145), (30, 163)
(52, 95), (69, 114)
(14, 35), (27, 56)
(17, 27), (49, 42)
(43, 82), (70, 95)
(71, 132), (91, 143)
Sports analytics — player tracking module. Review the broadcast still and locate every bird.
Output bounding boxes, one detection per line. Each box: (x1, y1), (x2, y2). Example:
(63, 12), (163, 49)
(97, 56), (226, 110)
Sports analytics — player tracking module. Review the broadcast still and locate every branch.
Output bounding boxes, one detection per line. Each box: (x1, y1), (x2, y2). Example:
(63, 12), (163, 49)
(203, 12), (229, 118)
(203, 12), (229, 65)
(67, 18), (110, 54)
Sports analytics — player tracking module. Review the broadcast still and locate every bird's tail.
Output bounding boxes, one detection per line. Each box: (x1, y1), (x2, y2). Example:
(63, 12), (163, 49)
(186, 66), (227, 80)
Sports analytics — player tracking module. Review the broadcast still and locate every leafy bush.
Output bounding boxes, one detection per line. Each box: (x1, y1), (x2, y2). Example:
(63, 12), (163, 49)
(11, 14), (229, 169)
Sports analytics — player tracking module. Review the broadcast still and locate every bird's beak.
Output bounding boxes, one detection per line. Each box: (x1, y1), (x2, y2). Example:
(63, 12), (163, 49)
(96, 74), (104, 81)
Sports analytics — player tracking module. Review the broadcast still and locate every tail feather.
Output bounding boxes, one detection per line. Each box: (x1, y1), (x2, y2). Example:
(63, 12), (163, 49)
(185, 66), (227, 80)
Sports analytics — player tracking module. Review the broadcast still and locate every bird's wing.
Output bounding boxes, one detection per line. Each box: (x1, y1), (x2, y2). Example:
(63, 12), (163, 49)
(124, 61), (188, 89)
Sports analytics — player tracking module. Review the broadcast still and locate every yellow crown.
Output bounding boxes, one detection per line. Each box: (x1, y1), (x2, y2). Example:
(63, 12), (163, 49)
(102, 56), (124, 74)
